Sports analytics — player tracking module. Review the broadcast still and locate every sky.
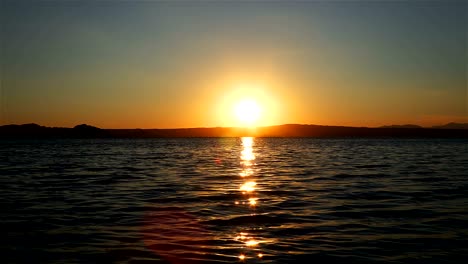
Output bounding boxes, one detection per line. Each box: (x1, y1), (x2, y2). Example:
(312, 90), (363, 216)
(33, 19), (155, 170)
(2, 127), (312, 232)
(1, 0), (466, 128)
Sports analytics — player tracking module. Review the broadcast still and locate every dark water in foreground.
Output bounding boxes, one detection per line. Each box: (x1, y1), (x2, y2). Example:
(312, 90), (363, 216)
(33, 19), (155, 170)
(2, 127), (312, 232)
(1, 138), (467, 264)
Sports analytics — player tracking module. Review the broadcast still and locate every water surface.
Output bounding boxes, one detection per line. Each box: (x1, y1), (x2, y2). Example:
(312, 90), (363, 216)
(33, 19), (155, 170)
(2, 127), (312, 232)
(1, 138), (467, 263)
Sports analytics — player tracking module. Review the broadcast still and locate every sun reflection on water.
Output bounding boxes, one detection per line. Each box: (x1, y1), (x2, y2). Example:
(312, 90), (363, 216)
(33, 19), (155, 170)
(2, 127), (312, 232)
(235, 137), (267, 261)
(245, 239), (259, 247)
(239, 168), (254, 177)
(240, 181), (256, 193)
(248, 197), (258, 206)
(241, 149), (255, 163)
(240, 137), (255, 168)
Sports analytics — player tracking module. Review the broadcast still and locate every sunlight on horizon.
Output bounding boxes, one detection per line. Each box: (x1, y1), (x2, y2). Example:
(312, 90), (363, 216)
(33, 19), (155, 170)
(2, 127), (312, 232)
(214, 82), (281, 128)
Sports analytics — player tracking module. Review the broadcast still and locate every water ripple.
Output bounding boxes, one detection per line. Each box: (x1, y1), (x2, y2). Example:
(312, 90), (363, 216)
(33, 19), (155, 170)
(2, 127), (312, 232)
(1, 138), (467, 263)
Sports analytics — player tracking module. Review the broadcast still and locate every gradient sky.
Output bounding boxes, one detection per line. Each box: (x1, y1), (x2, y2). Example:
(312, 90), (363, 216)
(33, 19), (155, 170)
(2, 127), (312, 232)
(1, 0), (466, 128)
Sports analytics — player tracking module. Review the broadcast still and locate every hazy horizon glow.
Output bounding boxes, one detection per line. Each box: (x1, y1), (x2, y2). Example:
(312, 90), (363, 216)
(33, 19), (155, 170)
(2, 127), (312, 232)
(1, 0), (466, 128)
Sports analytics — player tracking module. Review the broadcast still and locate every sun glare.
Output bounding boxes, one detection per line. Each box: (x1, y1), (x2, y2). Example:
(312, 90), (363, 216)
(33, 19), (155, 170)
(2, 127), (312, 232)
(214, 82), (279, 127)
(234, 99), (261, 126)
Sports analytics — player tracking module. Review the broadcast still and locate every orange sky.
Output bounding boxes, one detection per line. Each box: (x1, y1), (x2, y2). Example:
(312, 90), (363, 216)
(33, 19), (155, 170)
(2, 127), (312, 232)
(1, 1), (466, 128)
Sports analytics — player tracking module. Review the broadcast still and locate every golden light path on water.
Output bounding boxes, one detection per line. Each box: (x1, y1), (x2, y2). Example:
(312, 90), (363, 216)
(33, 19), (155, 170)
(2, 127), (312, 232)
(142, 137), (271, 263)
(240, 181), (257, 193)
(236, 137), (265, 260)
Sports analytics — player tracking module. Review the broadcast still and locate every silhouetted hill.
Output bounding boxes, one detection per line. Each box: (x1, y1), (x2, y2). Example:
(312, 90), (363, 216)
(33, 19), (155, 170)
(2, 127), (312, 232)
(72, 124), (103, 137)
(73, 124), (100, 130)
(380, 124), (422, 129)
(432, 123), (468, 129)
(1, 123), (467, 138)
(0, 123), (108, 138)
(251, 124), (466, 138)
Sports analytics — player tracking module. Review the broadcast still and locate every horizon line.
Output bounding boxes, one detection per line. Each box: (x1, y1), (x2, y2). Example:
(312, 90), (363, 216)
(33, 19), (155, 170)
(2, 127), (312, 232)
(1, 122), (467, 130)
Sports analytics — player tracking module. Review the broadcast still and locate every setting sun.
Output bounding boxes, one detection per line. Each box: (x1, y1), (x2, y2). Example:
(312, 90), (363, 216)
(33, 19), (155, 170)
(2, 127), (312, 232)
(213, 82), (282, 128)
(234, 99), (261, 126)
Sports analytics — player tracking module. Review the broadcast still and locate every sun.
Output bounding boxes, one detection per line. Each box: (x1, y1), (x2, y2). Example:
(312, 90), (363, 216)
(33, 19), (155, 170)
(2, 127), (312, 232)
(234, 99), (261, 126)
(214, 82), (279, 127)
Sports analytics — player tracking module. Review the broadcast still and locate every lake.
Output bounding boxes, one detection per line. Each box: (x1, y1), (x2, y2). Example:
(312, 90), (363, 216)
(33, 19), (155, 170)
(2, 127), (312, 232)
(1, 138), (467, 263)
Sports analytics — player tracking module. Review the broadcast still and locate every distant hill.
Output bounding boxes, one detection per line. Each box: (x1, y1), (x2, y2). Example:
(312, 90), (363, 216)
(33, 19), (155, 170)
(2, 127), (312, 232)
(431, 123), (468, 129)
(380, 124), (423, 129)
(1, 123), (467, 138)
(0, 123), (107, 138)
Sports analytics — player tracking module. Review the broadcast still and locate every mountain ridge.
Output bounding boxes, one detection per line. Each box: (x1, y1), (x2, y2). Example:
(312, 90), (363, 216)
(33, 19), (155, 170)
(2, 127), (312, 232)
(1, 123), (467, 138)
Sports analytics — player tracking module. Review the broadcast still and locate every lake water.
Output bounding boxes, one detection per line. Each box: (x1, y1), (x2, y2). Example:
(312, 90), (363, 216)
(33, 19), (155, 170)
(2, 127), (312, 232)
(1, 138), (467, 263)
